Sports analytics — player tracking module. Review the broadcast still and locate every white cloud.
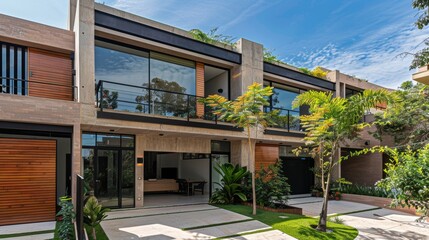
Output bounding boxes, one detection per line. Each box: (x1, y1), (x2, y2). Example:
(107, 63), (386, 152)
(287, 23), (429, 89)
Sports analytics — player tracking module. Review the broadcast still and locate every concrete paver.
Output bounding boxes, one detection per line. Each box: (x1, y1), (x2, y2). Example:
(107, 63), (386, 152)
(102, 204), (296, 239)
(188, 220), (270, 238)
(341, 208), (429, 239)
(0, 221), (55, 235)
(1, 233), (54, 240)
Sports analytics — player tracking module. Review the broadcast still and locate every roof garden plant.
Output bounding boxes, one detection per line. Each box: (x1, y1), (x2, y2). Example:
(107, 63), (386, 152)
(292, 89), (392, 232)
(189, 27), (236, 48)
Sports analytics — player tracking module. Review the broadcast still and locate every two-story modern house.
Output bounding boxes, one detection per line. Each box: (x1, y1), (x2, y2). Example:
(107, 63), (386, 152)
(0, 0), (389, 226)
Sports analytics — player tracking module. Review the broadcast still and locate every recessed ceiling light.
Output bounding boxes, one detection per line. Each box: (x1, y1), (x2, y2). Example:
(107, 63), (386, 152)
(109, 129), (115, 132)
(159, 134), (164, 136)
(223, 138), (227, 141)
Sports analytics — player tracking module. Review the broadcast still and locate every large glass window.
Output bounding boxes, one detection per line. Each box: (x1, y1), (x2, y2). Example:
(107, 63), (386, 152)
(95, 40), (197, 118)
(264, 80), (303, 131)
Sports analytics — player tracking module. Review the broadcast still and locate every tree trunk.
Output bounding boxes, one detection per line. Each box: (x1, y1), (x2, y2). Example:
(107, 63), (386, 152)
(316, 173), (331, 232)
(247, 127), (257, 215)
(316, 144), (336, 232)
(92, 226), (97, 240)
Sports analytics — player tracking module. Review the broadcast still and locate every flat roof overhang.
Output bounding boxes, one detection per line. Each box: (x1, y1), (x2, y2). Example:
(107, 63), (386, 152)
(94, 10), (242, 64)
(263, 62), (336, 91)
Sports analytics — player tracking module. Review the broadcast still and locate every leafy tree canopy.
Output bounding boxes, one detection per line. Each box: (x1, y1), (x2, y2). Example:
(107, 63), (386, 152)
(373, 81), (429, 149)
(408, 0), (429, 69)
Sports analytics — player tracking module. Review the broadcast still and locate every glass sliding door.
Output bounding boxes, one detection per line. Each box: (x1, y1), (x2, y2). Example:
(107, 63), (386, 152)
(82, 133), (135, 209)
(210, 141), (231, 196)
(211, 154), (229, 194)
(96, 149), (120, 208)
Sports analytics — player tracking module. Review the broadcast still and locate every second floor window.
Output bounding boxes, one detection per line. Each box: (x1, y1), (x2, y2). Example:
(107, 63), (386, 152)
(95, 39), (197, 116)
(264, 80), (306, 131)
(1, 42), (28, 95)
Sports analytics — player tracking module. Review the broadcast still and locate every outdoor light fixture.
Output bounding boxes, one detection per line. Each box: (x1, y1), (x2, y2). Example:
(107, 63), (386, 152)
(218, 88), (224, 93)
(159, 133), (164, 136)
(137, 157), (144, 167)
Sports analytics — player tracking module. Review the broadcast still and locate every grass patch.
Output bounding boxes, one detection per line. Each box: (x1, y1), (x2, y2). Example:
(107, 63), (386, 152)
(53, 221), (108, 240)
(217, 204), (358, 240)
(85, 225), (109, 240)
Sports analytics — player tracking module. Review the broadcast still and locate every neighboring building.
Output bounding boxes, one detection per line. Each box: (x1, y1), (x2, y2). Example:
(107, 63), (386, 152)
(412, 65), (429, 84)
(0, 0), (388, 226)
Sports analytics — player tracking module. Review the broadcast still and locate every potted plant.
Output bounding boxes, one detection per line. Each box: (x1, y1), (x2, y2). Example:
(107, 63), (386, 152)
(335, 192), (341, 201)
(311, 189), (319, 197)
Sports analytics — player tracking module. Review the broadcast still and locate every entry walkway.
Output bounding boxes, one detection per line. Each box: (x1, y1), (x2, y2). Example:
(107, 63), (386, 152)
(289, 197), (429, 239)
(0, 221), (55, 240)
(102, 204), (296, 239)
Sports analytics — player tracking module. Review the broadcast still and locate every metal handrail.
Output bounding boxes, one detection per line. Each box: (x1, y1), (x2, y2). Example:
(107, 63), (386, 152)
(96, 80), (210, 122)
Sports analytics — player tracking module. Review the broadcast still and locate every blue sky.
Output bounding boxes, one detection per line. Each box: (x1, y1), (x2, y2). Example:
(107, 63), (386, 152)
(0, 0), (427, 88)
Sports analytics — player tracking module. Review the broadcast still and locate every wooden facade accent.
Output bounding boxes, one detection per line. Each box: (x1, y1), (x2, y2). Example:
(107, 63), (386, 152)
(196, 62), (205, 117)
(0, 138), (56, 226)
(28, 48), (73, 101)
(255, 143), (279, 172)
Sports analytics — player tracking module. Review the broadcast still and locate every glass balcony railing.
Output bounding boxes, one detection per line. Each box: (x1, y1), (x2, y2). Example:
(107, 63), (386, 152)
(95, 80), (217, 122)
(264, 106), (301, 131)
(96, 80), (301, 132)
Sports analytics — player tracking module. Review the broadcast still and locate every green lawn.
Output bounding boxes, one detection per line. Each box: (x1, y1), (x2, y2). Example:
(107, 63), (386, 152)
(217, 204), (358, 240)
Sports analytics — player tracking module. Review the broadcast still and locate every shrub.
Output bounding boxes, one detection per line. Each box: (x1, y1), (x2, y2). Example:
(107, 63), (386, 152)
(56, 196), (75, 240)
(83, 196), (110, 240)
(255, 159), (291, 208)
(339, 184), (392, 198)
(210, 163), (249, 204)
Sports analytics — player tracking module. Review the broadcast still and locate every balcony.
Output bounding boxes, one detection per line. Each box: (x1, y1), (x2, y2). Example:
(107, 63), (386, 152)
(0, 77), (75, 101)
(412, 65), (429, 85)
(96, 80), (303, 133)
(264, 106), (301, 132)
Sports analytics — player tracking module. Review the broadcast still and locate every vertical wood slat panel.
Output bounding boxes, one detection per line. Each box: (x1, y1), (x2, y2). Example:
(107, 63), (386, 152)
(255, 144), (279, 172)
(28, 48), (73, 101)
(196, 62), (205, 117)
(0, 138), (56, 226)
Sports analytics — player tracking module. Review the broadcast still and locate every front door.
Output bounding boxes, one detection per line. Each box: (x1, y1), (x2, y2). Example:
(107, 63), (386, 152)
(282, 157), (314, 195)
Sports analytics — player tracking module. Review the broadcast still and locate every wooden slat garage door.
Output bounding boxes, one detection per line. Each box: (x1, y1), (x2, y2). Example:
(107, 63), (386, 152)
(0, 138), (56, 225)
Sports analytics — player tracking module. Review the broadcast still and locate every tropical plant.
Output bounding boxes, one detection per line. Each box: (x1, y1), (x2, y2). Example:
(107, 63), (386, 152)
(83, 196), (110, 240)
(203, 83), (278, 214)
(373, 81), (429, 150)
(255, 159), (290, 208)
(56, 196), (76, 240)
(189, 27), (236, 47)
(292, 89), (392, 232)
(210, 163), (249, 204)
(299, 67), (312, 75)
(376, 145), (429, 222)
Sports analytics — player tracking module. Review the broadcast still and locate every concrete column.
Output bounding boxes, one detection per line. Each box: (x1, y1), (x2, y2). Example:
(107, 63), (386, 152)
(74, 0), (95, 105)
(230, 139), (255, 171)
(71, 123), (82, 207)
(230, 38), (263, 100)
(135, 135), (144, 207)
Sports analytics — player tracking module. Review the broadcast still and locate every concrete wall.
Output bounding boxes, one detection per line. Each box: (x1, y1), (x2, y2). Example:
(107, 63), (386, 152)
(205, 71), (229, 98)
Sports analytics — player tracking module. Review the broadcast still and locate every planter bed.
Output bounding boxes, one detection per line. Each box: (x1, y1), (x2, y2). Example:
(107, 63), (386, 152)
(341, 193), (418, 215)
(243, 202), (303, 215)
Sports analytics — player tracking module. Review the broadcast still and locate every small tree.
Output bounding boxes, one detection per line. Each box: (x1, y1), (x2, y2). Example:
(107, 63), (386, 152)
(203, 82), (278, 215)
(292, 89), (392, 232)
(83, 196), (110, 240)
